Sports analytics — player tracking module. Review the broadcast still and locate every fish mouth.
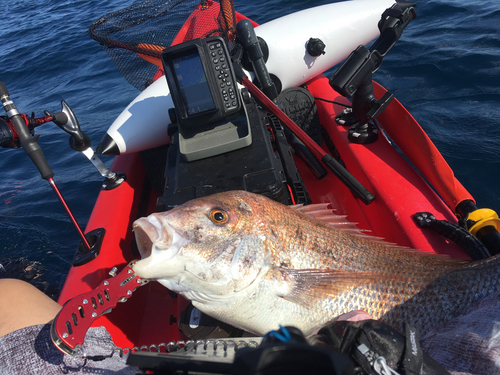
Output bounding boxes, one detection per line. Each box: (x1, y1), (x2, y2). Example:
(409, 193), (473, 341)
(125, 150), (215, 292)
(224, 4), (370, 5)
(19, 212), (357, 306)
(132, 214), (189, 280)
(133, 215), (174, 259)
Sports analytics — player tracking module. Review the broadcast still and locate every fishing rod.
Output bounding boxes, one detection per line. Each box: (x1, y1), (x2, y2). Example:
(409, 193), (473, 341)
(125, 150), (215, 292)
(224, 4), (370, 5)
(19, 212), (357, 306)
(0, 81), (91, 251)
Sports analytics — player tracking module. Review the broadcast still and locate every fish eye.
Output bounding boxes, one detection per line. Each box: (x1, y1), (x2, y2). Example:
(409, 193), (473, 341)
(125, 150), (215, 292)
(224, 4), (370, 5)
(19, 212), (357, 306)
(209, 209), (229, 225)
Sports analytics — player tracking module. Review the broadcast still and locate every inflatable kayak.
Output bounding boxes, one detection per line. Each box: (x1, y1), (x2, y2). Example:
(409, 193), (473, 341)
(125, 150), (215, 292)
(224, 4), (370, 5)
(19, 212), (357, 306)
(2, 0), (499, 366)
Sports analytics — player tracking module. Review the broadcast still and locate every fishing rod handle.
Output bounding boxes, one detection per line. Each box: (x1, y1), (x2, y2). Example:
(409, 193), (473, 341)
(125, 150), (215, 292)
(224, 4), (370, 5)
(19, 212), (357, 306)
(282, 125), (327, 180)
(0, 82), (54, 180)
(235, 23), (327, 179)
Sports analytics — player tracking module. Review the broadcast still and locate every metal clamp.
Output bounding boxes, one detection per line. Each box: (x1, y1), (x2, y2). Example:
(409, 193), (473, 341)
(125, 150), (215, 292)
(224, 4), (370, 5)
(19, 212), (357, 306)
(357, 344), (401, 375)
(50, 260), (148, 355)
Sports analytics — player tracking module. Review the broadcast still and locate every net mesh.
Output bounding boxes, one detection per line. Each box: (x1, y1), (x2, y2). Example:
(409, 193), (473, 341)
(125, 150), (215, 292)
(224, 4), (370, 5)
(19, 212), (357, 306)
(89, 0), (237, 90)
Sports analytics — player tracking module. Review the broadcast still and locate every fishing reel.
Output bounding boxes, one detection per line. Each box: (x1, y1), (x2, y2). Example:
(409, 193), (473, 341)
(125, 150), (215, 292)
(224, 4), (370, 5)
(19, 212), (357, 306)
(0, 113), (49, 149)
(0, 94), (125, 190)
(0, 101), (91, 151)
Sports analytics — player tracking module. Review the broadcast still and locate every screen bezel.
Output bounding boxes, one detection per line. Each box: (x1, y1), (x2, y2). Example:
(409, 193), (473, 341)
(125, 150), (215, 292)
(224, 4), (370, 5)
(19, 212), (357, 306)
(162, 37), (241, 130)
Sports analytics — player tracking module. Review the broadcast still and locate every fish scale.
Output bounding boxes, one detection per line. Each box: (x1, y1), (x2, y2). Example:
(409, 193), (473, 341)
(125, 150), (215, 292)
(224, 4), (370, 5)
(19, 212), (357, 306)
(132, 190), (500, 336)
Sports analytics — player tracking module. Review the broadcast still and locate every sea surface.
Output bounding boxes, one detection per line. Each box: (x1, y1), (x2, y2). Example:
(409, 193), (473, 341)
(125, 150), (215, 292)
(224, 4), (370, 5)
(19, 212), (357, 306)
(1, 0), (499, 291)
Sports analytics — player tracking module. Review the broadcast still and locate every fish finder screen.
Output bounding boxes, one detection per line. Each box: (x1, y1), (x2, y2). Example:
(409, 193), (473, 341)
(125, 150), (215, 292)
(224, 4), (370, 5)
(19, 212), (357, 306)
(173, 52), (215, 116)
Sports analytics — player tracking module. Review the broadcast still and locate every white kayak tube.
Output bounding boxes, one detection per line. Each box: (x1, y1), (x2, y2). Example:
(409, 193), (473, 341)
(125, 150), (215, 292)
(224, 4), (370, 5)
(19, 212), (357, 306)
(255, 0), (397, 90)
(96, 75), (173, 155)
(97, 0), (396, 155)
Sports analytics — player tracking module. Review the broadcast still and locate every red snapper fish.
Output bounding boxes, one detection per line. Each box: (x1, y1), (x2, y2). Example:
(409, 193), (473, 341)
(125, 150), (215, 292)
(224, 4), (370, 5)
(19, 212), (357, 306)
(132, 190), (500, 336)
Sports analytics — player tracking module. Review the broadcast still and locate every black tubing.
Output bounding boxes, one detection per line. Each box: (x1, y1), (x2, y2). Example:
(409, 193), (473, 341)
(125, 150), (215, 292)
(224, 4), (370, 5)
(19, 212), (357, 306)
(414, 212), (491, 260)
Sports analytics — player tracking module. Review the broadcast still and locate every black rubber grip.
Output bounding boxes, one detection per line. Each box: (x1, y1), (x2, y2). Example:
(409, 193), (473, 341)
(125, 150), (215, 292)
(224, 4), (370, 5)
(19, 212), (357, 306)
(46, 110), (68, 126)
(283, 126), (327, 180)
(322, 154), (375, 205)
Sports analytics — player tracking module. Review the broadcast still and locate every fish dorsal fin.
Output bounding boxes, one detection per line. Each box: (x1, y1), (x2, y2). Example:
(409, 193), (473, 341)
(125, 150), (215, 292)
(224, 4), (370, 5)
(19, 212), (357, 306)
(290, 204), (465, 260)
(291, 203), (389, 244)
(271, 267), (409, 308)
(291, 203), (355, 228)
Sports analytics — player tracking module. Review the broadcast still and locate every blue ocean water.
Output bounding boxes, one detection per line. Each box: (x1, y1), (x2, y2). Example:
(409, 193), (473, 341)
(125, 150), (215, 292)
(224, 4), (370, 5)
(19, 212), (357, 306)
(1, 0), (499, 289)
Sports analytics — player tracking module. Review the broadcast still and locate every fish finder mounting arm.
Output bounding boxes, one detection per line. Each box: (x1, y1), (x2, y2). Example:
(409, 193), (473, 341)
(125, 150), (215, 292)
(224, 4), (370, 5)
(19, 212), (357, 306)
(329, 2), (416, 144)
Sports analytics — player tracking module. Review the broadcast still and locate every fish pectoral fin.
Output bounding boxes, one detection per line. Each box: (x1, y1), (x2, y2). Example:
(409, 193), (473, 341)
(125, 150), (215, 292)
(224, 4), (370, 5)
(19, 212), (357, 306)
(273, 268), (386, 308)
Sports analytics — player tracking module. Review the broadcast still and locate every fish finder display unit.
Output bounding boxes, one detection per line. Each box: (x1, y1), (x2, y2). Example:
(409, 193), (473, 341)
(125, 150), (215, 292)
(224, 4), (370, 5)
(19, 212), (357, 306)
(162, 37), (251, 161)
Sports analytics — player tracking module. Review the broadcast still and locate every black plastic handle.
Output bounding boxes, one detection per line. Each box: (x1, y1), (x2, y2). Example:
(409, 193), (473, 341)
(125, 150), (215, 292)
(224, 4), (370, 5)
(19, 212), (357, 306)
(0, 82), (9, 98)
(0, 82), (54, 180)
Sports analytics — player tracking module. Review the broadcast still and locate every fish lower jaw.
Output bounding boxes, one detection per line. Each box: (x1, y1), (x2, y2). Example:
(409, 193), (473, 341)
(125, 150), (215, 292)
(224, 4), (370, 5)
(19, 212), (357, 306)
(132, 254), (185, 280)
(156, 274), (260, 305)
(158, 279), (191, 294)
(156, 279), (228, 305)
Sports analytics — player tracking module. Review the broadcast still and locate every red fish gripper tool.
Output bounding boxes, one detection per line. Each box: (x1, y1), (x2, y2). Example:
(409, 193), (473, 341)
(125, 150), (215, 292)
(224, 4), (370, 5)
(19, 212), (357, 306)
(50, 260), (148, 355)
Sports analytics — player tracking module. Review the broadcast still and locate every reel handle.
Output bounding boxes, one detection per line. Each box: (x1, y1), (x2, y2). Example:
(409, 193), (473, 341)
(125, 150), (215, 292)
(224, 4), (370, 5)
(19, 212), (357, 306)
(45, 100), (91, 151)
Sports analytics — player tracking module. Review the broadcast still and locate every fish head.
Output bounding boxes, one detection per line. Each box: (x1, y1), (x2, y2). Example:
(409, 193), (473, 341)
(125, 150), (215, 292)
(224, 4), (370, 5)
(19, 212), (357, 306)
(132, 191), (274, 300)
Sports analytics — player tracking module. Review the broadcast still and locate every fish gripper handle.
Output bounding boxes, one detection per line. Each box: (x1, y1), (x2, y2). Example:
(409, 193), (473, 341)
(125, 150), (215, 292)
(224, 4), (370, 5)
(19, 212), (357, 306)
(50, 261), (148, 355)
